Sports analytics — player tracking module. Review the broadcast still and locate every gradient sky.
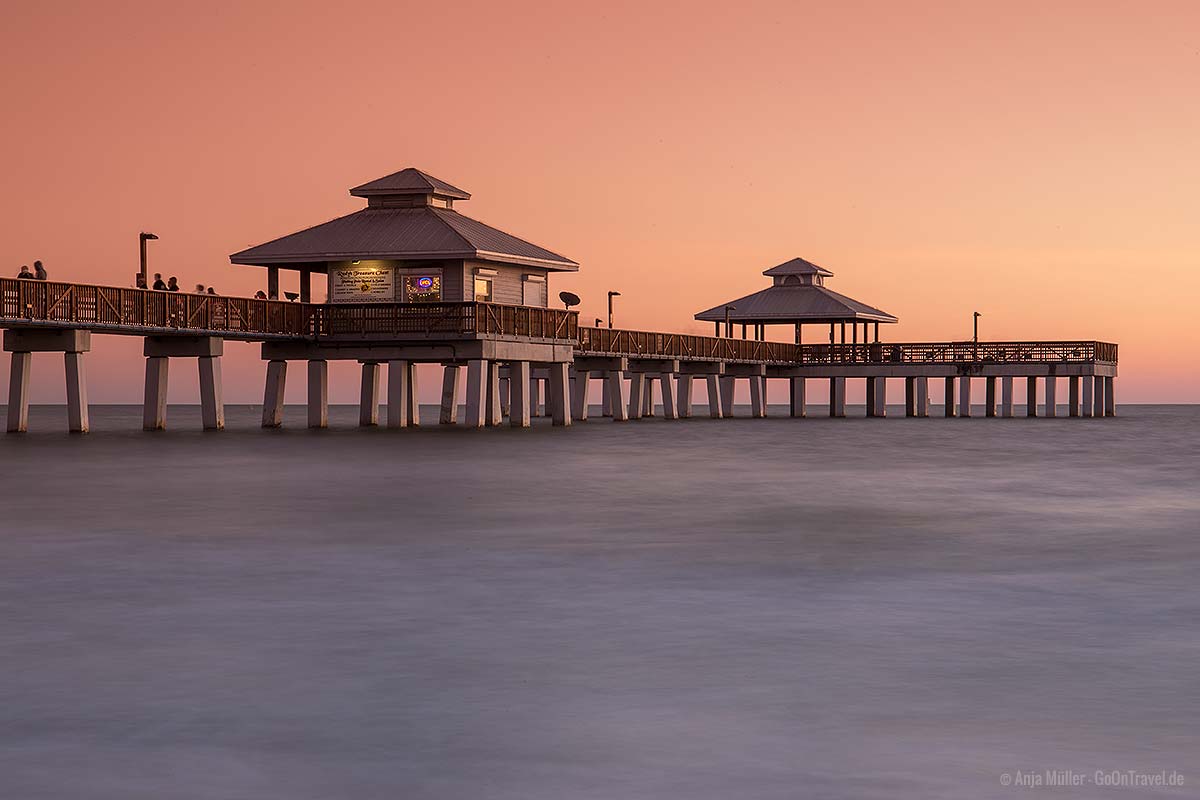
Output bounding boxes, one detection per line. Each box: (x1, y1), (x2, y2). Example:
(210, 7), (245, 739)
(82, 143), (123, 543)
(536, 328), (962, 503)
(2, 1), (1197, 404)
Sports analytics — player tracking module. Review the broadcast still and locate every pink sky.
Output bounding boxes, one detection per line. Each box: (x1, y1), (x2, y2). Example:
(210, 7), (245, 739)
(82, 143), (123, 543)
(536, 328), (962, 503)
(2, 1), (1197, 404)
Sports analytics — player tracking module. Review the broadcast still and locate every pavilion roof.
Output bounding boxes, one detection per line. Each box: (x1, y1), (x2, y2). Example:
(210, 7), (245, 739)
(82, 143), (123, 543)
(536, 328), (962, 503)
(349, 168), (472, 200)
(761, 257), (833, 277)
(694, 284), (898, 324)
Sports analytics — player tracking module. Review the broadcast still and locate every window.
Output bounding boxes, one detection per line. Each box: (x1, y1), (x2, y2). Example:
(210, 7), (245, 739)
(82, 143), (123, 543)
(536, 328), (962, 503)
(474, 277), (493, 303)
(402, 273), (441, 302)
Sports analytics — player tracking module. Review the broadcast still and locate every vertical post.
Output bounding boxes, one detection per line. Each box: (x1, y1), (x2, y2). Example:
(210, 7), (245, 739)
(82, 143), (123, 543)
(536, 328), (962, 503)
(1068, 376), (1080, 417)
(359, 362), (380, 426)
(944, 377), (956, 417)
(465, 359), (487, 428)
(749, 374), (765, 418)
(1104, 377), (1115, 417)
(1081, 376), (1094, 418)
(830, 376), (846, 417)
(915, 376), (929, 417)
(499, 376), (510, 418)
(719, 376), (735, 418)
(1092, 376), (1105, 418)
(542, 377), (553, 417)
(959, 375), (972, 418)
(64, 352), (90, 433)
(866, 377), (877, 417)
(873, 375), (887, 418)
(261, 359), (287, 428)
(627, 372), (645, 420)
(486, 361), (502, 426)
(790, 376), (806, 418)
(704, 374), (722, 418)
(7, 351), (32, 433)
(406, 362), (420, 426)
(440, 365), (461, 424)
(529, 374), (542, 419)
(509, 361), (531, 428)
(197, 355), (224, 431)
(659, 373), (678, 419)
(608, 371), (629, 421)
(601, 380), (612, 417)
(571, 369), (591, 421)
(308, 359), (328, 429)
(642, 376), (655, 417)
(143, 355), (169, 431)
(267, 266), (280, 300)
(1001, 376), (1014, 418)
(299, 269), (312, 303)
(985, 376), (997, 418)
(1026, 376), (1038, 417)
(387, 360), (409, 428)
(905, 376), (916, 417)
(549, 362), (571, 426)
(677, 374), (693, 419)
(1045, 376), (1058, 418)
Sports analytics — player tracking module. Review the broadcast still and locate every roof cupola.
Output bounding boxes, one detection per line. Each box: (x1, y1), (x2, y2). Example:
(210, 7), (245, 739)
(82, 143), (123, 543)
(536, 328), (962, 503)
(349, 168), (472, 209)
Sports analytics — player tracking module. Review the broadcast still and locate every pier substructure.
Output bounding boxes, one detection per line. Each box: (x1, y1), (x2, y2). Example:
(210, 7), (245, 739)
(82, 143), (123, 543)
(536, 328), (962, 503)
(386, 360), (420, 428)
(905, 376), (929, 417)
(308, 360), (328, 428)
(485, 362), (502, 427)
(601, 381), (612, 417)
(642, 377), (656, 417)
(719, 376), (735, 418)
(499, 376), (511, 417)
(985, 377), (997, 418)
(546, 362), (571, 426)
(528, 374), (542, 419)
(465, 360), (487, 428)
(4, 329), (92, 433)
(1092, 376), (1105, 418)
(607, 370), (630, 421)
(866, 376), (887, 418)
(1068, 376), (1080, 417)
(440, 365), (461, 424)
(1001, 376), (1014, 418)
(359, 362), (381, 426)
(677, 375), (694, 418)
(943, 377), (956, 417)
(141, 336), (225, 432)
(959, 375), (972, 418)
(749, 375), (766, 418)
(705, 375), (722, 418)
(627, 372), (647, 420)
(1045, 376), (1058, 418)
(1081, 375), (1094, 417)
(829, 376), (846, 418)
(571, 368), (591, 421)
(1026, 376), (1038, 418)
(1104, 377), (1115, 417)
(262, 360), (287, 428)
(509, 361), (531, 427)
(790, 377), (806, 418)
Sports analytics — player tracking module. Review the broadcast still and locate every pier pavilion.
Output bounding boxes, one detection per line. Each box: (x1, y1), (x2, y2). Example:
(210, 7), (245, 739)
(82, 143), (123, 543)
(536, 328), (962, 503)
(0, 165), (1118, 433)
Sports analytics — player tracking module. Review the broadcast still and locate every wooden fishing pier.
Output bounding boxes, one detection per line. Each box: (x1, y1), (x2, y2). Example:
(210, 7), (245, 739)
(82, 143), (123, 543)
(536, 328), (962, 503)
(1, 168), (1118, 433)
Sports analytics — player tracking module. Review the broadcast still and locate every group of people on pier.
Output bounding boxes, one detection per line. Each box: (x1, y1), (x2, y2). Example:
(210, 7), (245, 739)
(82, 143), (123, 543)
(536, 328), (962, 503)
(15, 261), (48, 280)
(134, 272), (219, 296)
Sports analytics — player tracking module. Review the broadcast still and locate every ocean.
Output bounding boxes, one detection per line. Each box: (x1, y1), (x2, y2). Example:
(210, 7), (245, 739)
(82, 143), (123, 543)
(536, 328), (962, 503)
(1, 404), (1197, 799)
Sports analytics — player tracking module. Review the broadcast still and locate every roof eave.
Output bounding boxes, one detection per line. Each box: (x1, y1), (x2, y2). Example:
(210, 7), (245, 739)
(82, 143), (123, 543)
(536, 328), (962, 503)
(230, 248), (579, 271)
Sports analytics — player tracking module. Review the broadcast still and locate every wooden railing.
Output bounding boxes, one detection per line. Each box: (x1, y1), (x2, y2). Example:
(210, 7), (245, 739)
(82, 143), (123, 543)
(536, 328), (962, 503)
(312, 302), (578, 340)
(0, 278), (315, 339)
(577, 327), (799, 363)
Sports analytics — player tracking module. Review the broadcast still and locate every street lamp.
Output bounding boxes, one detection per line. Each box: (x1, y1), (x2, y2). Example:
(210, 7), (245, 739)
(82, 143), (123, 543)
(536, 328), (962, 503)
(139, 232), (158, 286)
(973, 311), (982, 360)
(594, 317), (603, 328)
(607, 291), (621, 329)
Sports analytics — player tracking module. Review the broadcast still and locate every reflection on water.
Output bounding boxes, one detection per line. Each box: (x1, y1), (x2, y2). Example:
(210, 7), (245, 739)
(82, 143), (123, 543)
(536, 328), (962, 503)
(1, 405), (1197, 799)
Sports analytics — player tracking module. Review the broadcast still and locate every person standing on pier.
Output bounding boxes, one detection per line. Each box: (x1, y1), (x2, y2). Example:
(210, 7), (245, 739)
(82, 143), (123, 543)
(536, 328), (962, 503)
(167, 276), (180, 291)
(194, 283), (205, 294)
(16, 265), (34, 279)
(152, 273), (167, 290)
(33, 260), (47, 280)
(135, 273), (148, 289)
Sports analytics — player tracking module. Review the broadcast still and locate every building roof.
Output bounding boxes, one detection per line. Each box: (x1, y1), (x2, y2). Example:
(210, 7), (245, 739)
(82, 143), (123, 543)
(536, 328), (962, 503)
(230, 168), (577, 271)
(349, 168), (471, 200)
(762, 257), (833, 277)
(695, 285), (897, 324)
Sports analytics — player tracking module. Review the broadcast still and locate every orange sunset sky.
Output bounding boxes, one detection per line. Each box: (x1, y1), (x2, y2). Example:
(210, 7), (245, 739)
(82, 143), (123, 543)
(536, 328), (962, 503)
(2, 1), (1197, 404)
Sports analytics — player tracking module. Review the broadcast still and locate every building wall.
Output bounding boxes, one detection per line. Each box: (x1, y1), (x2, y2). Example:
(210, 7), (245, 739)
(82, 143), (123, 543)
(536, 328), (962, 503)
(465, 260), (551, 307)
(322, 258), (552, 305)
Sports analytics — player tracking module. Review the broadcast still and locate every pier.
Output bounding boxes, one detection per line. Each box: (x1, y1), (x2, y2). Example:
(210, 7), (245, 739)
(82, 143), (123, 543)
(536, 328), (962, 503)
(1, 168), (1118, 432)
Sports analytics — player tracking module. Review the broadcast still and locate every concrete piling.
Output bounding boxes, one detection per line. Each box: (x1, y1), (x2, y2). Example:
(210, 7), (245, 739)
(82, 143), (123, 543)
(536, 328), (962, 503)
(261, 360), (287, 428)
(1045, 376), (1058, 418)
(359, 362), (381, 426)
(440, 365), (460, 424)
(1104, 376), (1115, 417)
(943, 377), (956, 418)
(6, 351), (31, 433)
(959, 375), (972, 418)
(1001, 376), (1014, 418)
(1092, 376), (1105, 417)
(677, 374), (694, 418)
(197, 355), (223, 431)
(308, 360), (328, 428)
(465, 359), (487, 428)
(705, 374), (722, 418)
(790, 377), (806, 418)
(830, 376), (846, 418)
(571, 369), (591, 421)
(1026, 376), (1038, 417)
(509, 361), (531, 428)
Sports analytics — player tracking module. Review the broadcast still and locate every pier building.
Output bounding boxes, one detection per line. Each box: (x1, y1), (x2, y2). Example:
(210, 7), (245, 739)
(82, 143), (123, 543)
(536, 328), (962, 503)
(0, 167), (1118, 433)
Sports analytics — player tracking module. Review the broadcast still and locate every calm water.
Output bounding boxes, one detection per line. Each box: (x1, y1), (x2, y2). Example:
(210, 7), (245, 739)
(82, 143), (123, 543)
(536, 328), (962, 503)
(1, 404), (1197, 799)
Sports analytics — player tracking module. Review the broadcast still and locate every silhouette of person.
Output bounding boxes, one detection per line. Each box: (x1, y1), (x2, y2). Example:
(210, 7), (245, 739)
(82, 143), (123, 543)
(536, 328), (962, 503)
(33, 260), (47, 280)
(135, 273), (148, 289)
(254, 290), (267, 299)
(194, 283), (205, 294)
(206, 287), (217, 295)
(152, 273), (167, 290)
(17, 265), (34, 279)
(167, 276), (180, 292)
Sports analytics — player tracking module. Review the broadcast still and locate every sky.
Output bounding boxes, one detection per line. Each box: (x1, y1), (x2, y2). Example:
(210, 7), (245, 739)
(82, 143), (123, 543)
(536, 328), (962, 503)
(1, 0), (1197, 404)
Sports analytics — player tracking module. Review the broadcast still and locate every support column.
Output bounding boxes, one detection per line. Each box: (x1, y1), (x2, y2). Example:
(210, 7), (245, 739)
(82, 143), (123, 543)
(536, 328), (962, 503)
(541, 377), (553, 417)
(719, 376), (736, 418)
(571, 369), (591, 421)
(529, 375), (542, 419)
(144, 356), (170, 431)
(197, 355), (223, 431)
(830, 376), (846, 418)
(659, 373), (679, 419)
(308, 360), (328, 428)
(905, 377), (916, 417)
(1104, 377), (1115, 417)
(387, 360), (409, 429)
(7, 352), (31, 433)
(1092, 376), (1105, 418)
(705, 374), (723, 419)
(943, 377), (956, 417)
(499, 377), (511, 418)
(608, 371), (629, 421)
(267, 266), (280, 300)
(465, 359), (487, 428)
(866, 377), (877, 417)
(601, 381), (612, 417)
(749, 375), (765, 418)
(406, 362), (420, 426)
(549, 362), (572, 426)
(790, 377), (806, 418)
(985, 376), (997, 418)
(509, 361), (531, 428)
(1001, 376), (1014, 418)
(642, 377), (655, 417)
(1082, 376), (1094, 417)
(872, 376), (887, 418)
(959, 375), (972, 418)
(359, 362), (381, 426)
(628, 372), (646, 420)
(440, 365), (460, 424)
(63, 352), (89, 433)
(261, 359), (286, 428)
(485, 361), (502, 426)
(1045, 376), (1058, 418)
(299, 269), (312, 303)
(677, 374), (694, 418)
(1069, 376), (1080, 417)
(915, 376), (929, 417)
(1026, 376), (1038, 417)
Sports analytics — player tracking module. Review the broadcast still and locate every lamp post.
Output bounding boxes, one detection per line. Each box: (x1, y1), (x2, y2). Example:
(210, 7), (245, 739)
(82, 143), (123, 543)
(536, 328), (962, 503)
(973, 311), (981, 361)
(724, 305), (736, 338)
(594, 318), (603, 328)
(607, 291), (621, 329)
(139, 232), (158, 286)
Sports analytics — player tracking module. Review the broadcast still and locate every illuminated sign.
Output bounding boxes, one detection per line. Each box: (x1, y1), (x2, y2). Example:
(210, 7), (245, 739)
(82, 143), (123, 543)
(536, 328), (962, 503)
(404, 274), (441, 301)
(330, 265), (394, 303)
